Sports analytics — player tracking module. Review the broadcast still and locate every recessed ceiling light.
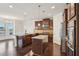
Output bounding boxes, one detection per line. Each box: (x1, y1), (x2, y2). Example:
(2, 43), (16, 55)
(9, 5), (13, 8)
(51, 6), (55, 9)
(24, 12), (27, 15)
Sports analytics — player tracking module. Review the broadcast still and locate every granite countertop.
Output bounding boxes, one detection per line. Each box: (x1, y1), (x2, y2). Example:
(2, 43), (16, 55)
(32, 35), (48, 42)
(0, 35), (15, 41)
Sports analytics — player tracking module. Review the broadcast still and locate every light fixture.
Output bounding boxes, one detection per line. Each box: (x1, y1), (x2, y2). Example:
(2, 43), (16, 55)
(38, 23), (40, 26)
(51, 6), (55, 9)
(9, 5), (14, 8)
(24, 12), (27, 15)
(38, 5), (41, 20)
(42, 24), (45, 27)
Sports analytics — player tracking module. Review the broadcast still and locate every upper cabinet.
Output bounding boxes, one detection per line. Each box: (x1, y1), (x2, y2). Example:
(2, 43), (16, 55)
(35, 18), (53, 30)
(35, 21), (42, 30)
(42, 18), (50, 30)
(42, 18), (53, 30)
(49, 20), (53, 30)
(67, 3), (76, 21)
(35, 18), (53, 42)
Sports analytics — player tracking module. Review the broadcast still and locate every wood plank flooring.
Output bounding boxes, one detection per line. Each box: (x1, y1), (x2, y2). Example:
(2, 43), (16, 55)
(0, 40), (17, 56)
(0, 40), (64, 56)
(0, 40), (31, 56)
(53, 43), (61, 56)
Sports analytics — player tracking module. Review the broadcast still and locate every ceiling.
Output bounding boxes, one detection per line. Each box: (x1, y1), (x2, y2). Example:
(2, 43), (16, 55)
(0, 3), (66, 20)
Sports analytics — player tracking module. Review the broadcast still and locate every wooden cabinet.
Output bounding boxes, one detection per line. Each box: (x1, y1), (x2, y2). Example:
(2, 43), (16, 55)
(50, 20), (53, 29)
(42, 18), (53, 30)
(35, 18), (53, 30)
(63, 3), (79, 56)
(35, 18), (53, 43)
(16, 36), (24, 48)
(35, 21), (42, 30)
(32, 39), (43, 55)
(42, 18), (50, 30)
(23, 35), (32, 46)
(32, 35), (50, 55)
(48, 34), (53, 42)
(76, 4), (79, 55)
(16, 34), (39, 48)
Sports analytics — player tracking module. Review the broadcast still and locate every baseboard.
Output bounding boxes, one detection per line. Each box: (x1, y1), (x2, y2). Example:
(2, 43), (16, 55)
(53, 41), (61, 46)
(53, 42), (61, 46)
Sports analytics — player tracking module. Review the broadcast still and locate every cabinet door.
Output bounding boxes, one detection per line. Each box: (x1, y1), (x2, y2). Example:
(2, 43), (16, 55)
(16, 36), (23, 48)
(32, 39), (43, 55)
(49, 20), (53, 29)
(67, 4), (71, 20)
(35, 21), (42, 30)
(42, 19), (50, 30)
(18, 39), (23, 48)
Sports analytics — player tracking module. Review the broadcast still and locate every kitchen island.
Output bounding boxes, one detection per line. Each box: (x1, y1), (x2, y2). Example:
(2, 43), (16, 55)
(32, 35), (49, 55)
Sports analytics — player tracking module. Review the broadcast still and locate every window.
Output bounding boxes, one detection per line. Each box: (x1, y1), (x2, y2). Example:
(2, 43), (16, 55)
(6, 23), (14, 35)
(0, 22), (5, 35)
(0, 23), (4, 30)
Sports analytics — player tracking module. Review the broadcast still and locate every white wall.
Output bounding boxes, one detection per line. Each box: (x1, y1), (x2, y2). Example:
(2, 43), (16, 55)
(53, 12), (63, 45)
(24, 19), (34, 34)
(14, 20), (25, 36)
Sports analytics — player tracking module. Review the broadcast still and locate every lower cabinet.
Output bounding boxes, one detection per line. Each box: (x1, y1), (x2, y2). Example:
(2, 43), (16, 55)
(16, 36), (24, 48)
(32, 39), (43, 55)
(16, 35), (32, 48)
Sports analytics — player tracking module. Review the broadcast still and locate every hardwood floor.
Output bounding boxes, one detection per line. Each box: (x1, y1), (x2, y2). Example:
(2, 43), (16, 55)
(25, 43), (62, 56)
(43, 42), (53, 56)
(0, 40), (16, 56)
(0, 40), (64, 56)
(16, 44), (31, 56)
(0, 40), (31, 56)
(53, 43), (61, 56)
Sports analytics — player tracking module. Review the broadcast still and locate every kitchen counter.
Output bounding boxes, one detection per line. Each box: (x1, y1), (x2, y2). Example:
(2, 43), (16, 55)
(32, 35), (48, 43)
(32, 35), (48, 55)
(0, 35), (15, 42)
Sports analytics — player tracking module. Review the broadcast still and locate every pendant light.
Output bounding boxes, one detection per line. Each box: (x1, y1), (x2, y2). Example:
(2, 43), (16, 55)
(37, 5), (41, 26)
(38, 5), (41, 20)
